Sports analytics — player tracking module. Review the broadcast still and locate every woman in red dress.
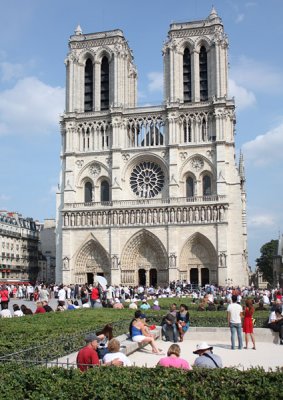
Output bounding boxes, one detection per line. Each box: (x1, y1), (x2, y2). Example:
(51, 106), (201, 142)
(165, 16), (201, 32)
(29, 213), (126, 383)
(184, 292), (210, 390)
(243, 299), (256, 349)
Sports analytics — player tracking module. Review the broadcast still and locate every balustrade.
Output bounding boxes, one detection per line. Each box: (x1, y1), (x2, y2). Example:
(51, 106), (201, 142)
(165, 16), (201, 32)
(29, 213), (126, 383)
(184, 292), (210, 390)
(63, 203), (228, 228)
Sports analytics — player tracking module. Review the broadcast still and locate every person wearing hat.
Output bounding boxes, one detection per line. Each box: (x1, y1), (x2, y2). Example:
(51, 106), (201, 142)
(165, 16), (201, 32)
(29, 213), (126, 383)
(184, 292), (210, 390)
(76, 333), (123, 371)
(193, 342), (222, 369)
(140, 298), (151, 310)
(129, 298), (138, 310)
(152, 300), (161, 311)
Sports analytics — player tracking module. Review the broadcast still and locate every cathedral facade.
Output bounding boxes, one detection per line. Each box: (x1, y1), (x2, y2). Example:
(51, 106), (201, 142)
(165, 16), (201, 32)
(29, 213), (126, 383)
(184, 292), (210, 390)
(56, 8), (249, 287)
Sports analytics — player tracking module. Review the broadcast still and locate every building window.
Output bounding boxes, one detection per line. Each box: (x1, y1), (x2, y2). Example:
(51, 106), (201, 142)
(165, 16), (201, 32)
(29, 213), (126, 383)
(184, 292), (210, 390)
(203, 175), (212, 196)
(186, 177), (194, 198)
(201, 118), (207, 141)
(84, 58), (93, 112)
(101, 56), (109, 110)
(183, 120), (192, 143)
(183, 48), (192, 103)
(101, 180), (110, 202)
(84, 182), (93, 203)
(199, 46), (208, 101)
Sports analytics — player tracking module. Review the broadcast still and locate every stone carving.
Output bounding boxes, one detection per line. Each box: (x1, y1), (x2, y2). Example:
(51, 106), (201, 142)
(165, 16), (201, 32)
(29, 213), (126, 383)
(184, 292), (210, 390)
(180, 152), (188, 161)
(169, 253), (177, 268)
(111, 255), (119, 270)
(76, 160), (84, 168)
(122, 153), (130, 162)
(219, 252), (227, 267)
(89, 163), (101, 176)
(191, 157), (204, 171)
(130, 161), (165, 199)
(62, 257), (69, 270)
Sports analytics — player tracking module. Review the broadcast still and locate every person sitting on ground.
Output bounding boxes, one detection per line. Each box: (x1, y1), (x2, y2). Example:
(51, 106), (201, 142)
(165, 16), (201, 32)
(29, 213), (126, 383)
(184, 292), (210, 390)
(20, 304), (33, 315)
(13, 304), (24, 317)
(67, 300), (76, 310)
(140, 298), (151, 311)
(206, 301), (216, 311)
(217, 299), (226, 311)
(268, 307), (283, 345)
(77, 333), (123, 372)
(157, 343), (192, 370)
(193, 342), (223, 368)
(197, 300), (206, 311)
(152, 300), (161, 311)
(129, 311), (161, 354)
(34, 301), (46, 314)
(0, 306), (12, 318)
(42, 300), (53, 312)
(256, 301), (265, 311)
(93, 298), (103, 309)
(103, 338), (132, 366)
(176, 304), (190, 342)
(129, 298), (138, 310)
(113, 298), (124, 309)
(162, 304), (178, 343)
(81, 298), (90, 308)
(73, 300), (81, 309)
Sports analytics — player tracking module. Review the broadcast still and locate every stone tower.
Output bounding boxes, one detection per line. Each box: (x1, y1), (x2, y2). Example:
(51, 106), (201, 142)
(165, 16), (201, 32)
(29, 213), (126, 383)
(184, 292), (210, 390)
(56, 8), (249, 287)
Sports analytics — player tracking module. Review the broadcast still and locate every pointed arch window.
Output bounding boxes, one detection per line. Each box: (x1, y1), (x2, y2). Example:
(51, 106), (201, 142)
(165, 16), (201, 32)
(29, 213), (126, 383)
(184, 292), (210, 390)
(183, 48), (192, 103)
(101, 56), (109, 110)
(84, 182), (93, 203)
(201, 117), (207, 141)
(84, 59), (93, 112)
(199, 46), (208, 101)
(183, 119), (192, 143)
(101, 180), (110, 202)
(186, 176), (194, 198)
(203, 175), (212, 196)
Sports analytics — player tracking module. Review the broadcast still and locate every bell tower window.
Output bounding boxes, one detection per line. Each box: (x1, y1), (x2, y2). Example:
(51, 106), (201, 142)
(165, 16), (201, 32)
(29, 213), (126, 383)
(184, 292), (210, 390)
(199, 46), (208, 101)
(101, 56), (109, 110)
(84, 59), (93, 112)
(101, 180), (110, 202)
(84, 182), (93, 203)
(183, 48), (192, 103)
(203, 175), (212, 196)
(186, 176), (194, 198)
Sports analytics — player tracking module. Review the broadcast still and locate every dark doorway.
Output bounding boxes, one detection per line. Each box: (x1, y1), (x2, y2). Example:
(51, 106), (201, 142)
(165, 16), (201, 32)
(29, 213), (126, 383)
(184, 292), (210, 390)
(87, 273), (94, 285)
(149, 269), (157, 287)
(201, 268), (209, 286)
(97, 272), (104, 277)
(190, 268), (198, 285)
(138, 269), (146, 286)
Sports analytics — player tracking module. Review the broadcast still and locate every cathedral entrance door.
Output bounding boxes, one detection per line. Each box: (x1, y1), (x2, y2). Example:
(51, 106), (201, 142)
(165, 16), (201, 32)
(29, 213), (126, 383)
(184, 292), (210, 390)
(149, 269), (157, 287)
(87, 273), (94, 285)
(201, 268), (209, 286)
(190, 268), (198, 285)
(138, 269), (146, 286)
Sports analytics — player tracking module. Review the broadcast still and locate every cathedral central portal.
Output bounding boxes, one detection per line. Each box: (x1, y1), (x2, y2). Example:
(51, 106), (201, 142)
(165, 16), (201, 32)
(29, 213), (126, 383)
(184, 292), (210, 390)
(121, 230), (168, 286)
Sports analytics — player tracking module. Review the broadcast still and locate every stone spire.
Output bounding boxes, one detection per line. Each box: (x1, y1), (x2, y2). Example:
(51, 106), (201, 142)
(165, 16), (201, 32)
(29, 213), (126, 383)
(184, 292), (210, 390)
(74, 24), (82, 35)
(208, 6), (221, 22)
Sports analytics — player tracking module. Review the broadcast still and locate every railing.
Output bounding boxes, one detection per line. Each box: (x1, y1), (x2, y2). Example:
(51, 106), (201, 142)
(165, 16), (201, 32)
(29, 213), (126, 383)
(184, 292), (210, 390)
(64, 195), (226, 209)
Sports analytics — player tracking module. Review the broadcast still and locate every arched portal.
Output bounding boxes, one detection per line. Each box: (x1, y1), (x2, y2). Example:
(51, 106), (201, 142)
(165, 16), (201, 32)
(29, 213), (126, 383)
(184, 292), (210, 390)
(180, 233), (217, 286)
(121, 230), (168, 286)
(75, 239), (110, 284)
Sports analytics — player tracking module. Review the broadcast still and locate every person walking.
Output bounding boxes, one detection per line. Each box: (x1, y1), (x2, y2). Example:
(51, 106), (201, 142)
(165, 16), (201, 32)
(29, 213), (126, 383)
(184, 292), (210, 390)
(227, 294), (243, 350)
(243, 299), (256, 350)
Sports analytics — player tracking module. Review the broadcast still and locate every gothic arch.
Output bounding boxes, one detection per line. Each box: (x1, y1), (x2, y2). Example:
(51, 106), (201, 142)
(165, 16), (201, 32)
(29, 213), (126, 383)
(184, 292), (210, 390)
(179, 153), (215, 179)
(75, 236), (110, 283)
(78, 49), (96, 64)
(195, 37), (212, 52)
(120, 229), (168, 286)
(179, 39), (195, 53)
(95, 47), (113, 62)
(76, 160), (109, 187)
(180, 233), (217, 284)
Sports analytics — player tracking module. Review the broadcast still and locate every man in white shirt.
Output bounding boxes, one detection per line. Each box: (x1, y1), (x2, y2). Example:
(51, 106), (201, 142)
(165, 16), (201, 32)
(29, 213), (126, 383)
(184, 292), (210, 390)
(227, 294), (243, 350)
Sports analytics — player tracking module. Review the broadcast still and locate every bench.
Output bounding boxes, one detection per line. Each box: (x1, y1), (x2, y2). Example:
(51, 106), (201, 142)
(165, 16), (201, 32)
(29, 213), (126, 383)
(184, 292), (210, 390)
(117, 326), (162, 356)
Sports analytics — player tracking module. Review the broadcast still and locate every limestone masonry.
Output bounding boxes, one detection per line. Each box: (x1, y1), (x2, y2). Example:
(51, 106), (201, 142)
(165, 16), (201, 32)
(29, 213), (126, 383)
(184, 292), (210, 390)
(56, 8), (249, 287)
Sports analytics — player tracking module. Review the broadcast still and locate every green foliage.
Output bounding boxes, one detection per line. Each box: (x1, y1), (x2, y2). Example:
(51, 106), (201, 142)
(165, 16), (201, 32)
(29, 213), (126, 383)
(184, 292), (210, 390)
(0, 363), (282, 400)
(0, 306), (269, 361)
(256, 239), (278, 284)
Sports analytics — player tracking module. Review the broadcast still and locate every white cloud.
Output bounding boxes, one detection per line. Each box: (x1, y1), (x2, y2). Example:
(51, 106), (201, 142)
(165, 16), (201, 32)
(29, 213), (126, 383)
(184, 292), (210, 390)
(230, 56), (283, 94)
(229, 78), (256, 110)
(0, 194), (10, 201)
(235, 13), (245, 23)
(248, 213), (276, 228)
(147, 72), (163, 92)
(0, 62), (25, 82)
(242, 122), (283, 166)
(0, 76), (64, 136)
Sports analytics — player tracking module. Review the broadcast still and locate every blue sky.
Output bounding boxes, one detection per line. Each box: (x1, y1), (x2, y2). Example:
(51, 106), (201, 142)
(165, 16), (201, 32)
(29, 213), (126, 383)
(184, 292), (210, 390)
(0, 0), (282, 268)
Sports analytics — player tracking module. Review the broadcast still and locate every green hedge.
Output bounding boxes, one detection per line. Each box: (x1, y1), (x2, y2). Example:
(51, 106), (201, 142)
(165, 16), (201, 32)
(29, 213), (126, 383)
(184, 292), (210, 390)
(0, 307), (269, 360)
(0, 363), (282, 400)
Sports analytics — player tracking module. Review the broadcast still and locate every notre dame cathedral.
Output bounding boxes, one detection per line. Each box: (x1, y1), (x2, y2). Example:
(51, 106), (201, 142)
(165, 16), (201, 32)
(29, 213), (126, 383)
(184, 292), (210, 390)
(56, 8), (249, 287)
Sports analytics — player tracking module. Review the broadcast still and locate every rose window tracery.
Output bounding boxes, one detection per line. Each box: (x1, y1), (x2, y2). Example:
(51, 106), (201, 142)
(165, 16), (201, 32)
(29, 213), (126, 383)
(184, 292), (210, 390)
(130, 161), (164, 198)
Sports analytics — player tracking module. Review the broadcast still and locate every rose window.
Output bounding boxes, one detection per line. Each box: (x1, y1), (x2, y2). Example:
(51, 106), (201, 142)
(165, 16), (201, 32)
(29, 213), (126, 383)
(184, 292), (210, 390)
(130, 161), (165, 198)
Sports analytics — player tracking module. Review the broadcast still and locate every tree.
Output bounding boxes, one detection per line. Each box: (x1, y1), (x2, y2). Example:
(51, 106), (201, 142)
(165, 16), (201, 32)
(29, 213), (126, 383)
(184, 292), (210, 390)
(256, 240), (278, 284)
